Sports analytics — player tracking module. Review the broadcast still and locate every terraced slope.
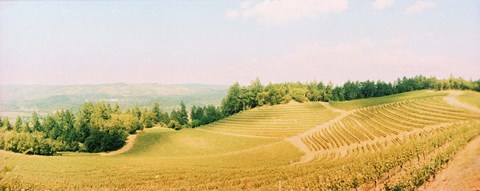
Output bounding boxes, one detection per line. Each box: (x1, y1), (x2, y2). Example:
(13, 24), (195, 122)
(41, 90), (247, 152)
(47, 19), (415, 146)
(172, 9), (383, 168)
(287, 92), (479, 163)
(201, 102), (339, 138)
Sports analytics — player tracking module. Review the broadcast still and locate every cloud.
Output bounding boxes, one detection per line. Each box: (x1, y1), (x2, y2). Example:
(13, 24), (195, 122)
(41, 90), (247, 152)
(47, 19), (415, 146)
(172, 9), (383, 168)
(224, 39), (479, 85)
(225, 9), (240, 20)
(227, 0), (348, 24)
(372, 0), (394, 10)
(405, 1), (435, 15)
(385, 37), (407, 46)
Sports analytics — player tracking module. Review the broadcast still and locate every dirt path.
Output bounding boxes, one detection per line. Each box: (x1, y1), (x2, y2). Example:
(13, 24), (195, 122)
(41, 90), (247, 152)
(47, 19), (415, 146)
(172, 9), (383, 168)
(100, 132), (139, 156)
(419, 135), (480, 191)
(285, 103), (354, 163)
(195, 128), (281, 139)
(415, 92), (480, 190)
(319, 102), (346, 113)
(444, 91), (480, 113)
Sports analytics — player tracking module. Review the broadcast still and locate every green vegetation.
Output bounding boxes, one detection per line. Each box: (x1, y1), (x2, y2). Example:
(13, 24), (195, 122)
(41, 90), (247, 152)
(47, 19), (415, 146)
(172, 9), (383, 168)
(330, 90), (448, 110)
(0, 90), (479, 190)
(457, 90), (480, 109)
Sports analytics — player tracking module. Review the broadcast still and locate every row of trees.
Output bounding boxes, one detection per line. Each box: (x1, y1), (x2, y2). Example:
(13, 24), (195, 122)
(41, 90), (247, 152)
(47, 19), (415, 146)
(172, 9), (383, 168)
(220, 75), (480, 116)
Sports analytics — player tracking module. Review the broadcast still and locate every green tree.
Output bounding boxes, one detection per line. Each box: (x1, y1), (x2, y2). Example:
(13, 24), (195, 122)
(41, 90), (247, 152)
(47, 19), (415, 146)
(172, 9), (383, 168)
(221, 82), (243, 116)
(140, 108), (155, 128)
(152, 103), (162, 124)
(167, 120), (181, 130)
(31, 111), (42, 132)
(178, 101), (189, 126)
(14, 116), (23, 132)
(248, 78), (264, 108)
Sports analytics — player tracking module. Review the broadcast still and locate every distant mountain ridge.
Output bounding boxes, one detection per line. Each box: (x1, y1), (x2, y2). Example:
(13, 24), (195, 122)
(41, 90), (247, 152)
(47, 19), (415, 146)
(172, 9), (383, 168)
(0, 83), (228, 118)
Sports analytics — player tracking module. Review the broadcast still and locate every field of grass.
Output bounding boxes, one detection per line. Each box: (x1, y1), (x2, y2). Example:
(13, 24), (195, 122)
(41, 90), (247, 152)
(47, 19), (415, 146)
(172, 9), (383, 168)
(202, 102), (339, 138)
(329, 90), (448, 110)
(0, 90), (479, 190)
(458, 90), (480, 109)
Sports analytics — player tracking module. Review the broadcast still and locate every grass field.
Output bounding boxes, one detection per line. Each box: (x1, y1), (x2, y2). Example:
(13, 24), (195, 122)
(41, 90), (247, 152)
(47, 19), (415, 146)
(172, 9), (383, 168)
(1, 90), (479, 190)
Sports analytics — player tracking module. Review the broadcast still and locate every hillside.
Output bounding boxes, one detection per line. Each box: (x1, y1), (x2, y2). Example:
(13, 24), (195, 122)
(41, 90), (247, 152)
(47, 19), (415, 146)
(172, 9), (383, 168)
(0, 83), (227, 118)
(0, 90), (479, 190)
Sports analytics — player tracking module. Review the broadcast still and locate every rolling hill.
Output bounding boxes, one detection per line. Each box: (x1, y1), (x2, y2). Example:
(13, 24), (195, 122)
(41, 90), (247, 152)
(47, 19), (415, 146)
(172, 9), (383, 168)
(0, 83), (228, 119)
(0, 90), (479, 190)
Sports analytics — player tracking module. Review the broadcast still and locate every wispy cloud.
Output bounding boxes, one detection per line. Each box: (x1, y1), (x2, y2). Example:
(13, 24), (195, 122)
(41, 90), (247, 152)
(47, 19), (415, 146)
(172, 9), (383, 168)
(227, 0), (348, 24)
(372, 0), (394, 10)
(225, 9), (239, 20)
(405, 1), (435, 15)
(224, 39), (478, 85)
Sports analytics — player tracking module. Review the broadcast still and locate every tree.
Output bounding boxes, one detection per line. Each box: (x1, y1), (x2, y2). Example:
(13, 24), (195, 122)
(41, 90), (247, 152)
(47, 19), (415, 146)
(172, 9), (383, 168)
(43, 115), (61, 139)
(190, 105), (205, 127)
(178, 101), (189, 126)
(152, 103), (162, 124)
(248, 78), (264, 108)
(290, 87), (308, 102)
(204, 105), (222, 124)
(2, 117), (13, 131)
(167, 120), (181, 130)
(75, 102), (94, 143)
(31, 112), (42, 132)
(343, 81), (363, 100)
(306, 82), (322, 101)
(14, 116), (23, 132)
(360, 80), (376, 98)
(140, 108), (155, 128)
(221, 82), (243, 116)
(322, 82), (334, 101)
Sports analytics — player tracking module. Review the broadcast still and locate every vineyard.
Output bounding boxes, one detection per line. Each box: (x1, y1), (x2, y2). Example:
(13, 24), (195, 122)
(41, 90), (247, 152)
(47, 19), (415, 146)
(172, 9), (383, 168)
(201, 102), (339, 138)
(0, 90), (479, 190)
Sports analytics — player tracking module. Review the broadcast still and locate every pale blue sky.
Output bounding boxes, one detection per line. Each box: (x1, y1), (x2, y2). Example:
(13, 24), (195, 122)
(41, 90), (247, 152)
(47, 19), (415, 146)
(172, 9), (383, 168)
(0, 0), (479, 85)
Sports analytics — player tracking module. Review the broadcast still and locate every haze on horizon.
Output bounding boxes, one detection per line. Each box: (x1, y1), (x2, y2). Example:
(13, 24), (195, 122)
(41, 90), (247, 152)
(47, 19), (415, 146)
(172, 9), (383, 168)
(0, 0), (479, 86)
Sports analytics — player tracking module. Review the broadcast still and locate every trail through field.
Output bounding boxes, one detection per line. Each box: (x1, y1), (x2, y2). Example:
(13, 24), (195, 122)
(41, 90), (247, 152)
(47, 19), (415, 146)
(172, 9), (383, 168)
(419, 135), (480, 191)
(285, 103), (354, 163)
(444, 91), (480, 113)
(100, 133), (139, 156)
(319, 102), (346, 113)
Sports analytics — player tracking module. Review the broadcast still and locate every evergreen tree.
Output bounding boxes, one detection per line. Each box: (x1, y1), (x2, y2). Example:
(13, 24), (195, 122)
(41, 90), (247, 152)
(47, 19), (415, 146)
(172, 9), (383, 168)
(31, 111), (42, 132)
(179, 101), (189, 126)
(152, 103), (162, 124)
(221, 82), (243, 116)
(14, 116), (23, 132)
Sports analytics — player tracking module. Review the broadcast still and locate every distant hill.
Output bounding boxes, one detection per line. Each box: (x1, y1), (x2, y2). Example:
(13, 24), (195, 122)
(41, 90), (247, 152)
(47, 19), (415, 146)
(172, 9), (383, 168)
(0, 83), (228, 118)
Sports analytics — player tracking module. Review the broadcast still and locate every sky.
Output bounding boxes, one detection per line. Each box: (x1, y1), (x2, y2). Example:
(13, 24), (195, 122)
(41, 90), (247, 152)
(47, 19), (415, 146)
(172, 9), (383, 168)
(0, 0), (479, 86)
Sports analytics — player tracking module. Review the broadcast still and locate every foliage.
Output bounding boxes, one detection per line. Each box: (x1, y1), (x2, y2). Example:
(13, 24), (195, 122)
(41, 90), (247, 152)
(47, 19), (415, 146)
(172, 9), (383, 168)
(0, 101), (170, 155)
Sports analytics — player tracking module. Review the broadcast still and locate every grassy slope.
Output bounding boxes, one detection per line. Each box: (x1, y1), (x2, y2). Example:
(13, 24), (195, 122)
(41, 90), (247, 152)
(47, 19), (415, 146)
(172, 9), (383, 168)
(0, 90), (478, 190)
(330, 90), (448, 110)
(457, 90), (480, 109)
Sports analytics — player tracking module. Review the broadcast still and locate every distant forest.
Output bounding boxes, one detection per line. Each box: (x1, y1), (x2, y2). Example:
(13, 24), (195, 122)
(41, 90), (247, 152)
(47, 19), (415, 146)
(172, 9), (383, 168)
(0, 75), (478, 155)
